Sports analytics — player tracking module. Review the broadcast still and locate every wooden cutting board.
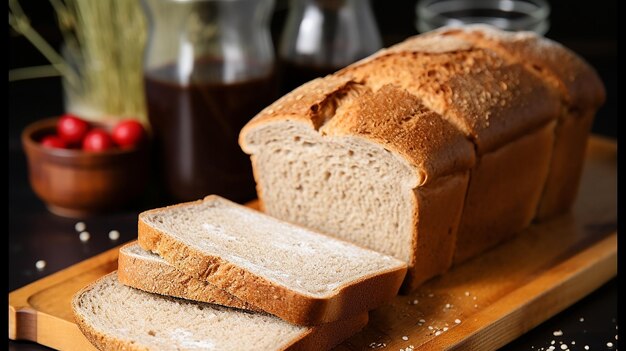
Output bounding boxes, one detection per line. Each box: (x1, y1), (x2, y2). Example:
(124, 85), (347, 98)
(9, 136), (617, 351)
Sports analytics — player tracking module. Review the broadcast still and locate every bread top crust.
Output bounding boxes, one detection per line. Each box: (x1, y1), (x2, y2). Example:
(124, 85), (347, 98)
(239, 75), (357, 133)
(429, 25), (606, 110)
(338, 34), (561, 154)
(241, 74), (475, 186)
(321, 84), (475, 184)
(242, 25), (603, 177)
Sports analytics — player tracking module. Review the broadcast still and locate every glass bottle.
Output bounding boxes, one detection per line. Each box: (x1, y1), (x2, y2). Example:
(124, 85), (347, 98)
(278, 0), (382, 94)
(141, 0), (277, 203)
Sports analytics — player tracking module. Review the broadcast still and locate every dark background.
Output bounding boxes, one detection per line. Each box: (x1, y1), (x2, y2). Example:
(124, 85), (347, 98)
(9, 1), (618, 350)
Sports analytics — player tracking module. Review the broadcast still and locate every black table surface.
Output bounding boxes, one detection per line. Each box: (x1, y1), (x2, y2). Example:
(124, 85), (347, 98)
(9, 1), (618, 349)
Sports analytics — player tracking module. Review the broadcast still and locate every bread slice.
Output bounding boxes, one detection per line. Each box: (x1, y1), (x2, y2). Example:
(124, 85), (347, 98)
(118, 242), (260, 312)
(137, 195), (407, 326)
(72, 273), (368, 351)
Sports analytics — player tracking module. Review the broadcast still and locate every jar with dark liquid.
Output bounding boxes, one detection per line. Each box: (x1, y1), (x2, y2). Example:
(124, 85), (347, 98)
(278, 0), (382, 94)
(142, 0), (277, 203)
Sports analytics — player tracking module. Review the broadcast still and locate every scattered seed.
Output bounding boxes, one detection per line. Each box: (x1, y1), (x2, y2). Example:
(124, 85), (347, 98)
(551, 340), (555, 345)
(428, 293), (434, 297)
(455, 319), (461, 324)
(108, 230), (120, 241)
(435, 330), (442, 336)
(35, 260), (46, 270)
(75, 222), (86, 232)
(368, 342), (386, 348)
(79, 231), (90, 242)
(560, 344), (568, 350)
(579, 317), (585, 322)
(419, 319), (426, 323)
(584, 346), (589, 350)
(428, 326), (434, 330)
(473, 296), (477, 300)
(443, 327), (448, 332)
(607, 341), (614, 348)
(553, 330), (563, 336)
(402, 336), (408, 341)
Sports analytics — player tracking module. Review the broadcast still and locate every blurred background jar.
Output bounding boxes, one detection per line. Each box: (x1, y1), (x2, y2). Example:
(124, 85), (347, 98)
(142, 0), (277, 203)
(278, 0), (382, 94)
(415, 0), (550, 34)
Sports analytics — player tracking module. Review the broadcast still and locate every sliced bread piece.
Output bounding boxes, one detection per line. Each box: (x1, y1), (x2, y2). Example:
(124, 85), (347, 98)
(72, 273), (368, 351)
(137, 195), (407, 326)
(118, 242), (260, 312)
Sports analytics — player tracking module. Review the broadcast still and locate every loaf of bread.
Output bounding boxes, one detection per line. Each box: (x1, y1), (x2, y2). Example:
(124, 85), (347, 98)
(239, 25), (604, 291)
(72, 273), (368, 351)
(137, 195), (407, 325)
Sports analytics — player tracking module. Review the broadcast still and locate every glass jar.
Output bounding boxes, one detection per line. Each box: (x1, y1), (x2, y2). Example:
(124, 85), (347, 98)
(416, 0), (550, 35)
(278, 0), (382, 94)
(141, 0), (277, 203)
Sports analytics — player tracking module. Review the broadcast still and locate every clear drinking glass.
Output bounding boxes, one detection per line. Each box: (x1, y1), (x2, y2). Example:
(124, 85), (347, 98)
(416, 0), (550, 34)
(141, 0), (277, 203)
(278, 0), (382, 94)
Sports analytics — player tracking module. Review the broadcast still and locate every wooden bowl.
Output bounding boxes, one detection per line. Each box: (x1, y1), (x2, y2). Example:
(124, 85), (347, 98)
(21, 117), (150, 218)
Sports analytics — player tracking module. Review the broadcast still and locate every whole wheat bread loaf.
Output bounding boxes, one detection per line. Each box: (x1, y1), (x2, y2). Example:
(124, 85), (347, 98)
(72, 273), (368, 351)
(137, 195), (407, 325)
(239, 24), (604, 290)
(118, 242), (260, 312)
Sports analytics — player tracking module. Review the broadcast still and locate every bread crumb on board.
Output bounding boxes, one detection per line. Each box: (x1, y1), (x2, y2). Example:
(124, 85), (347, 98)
(74, 221), (86, 232)
(108, 230), (120, 241)
(79, 231), (90, 242)
(368, 341), (386, 349)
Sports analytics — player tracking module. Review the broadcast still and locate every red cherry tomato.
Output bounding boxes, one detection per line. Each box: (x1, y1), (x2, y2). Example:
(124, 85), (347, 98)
(82, 129), (114, 152)
(111, 119), (146, 148)
(40, 135), (67, 149)
(57, 114), (90, 145)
